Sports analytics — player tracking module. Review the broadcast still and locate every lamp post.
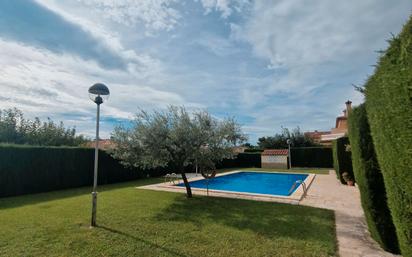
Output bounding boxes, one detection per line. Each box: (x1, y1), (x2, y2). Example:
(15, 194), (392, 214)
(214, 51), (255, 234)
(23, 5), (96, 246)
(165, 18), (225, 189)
(286, 139), (292, 169)
(88, 83), (110, 227)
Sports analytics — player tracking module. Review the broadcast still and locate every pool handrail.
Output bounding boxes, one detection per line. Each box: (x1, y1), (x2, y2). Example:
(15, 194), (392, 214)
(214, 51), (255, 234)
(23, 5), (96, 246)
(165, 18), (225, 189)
(288, 180), (307, 198)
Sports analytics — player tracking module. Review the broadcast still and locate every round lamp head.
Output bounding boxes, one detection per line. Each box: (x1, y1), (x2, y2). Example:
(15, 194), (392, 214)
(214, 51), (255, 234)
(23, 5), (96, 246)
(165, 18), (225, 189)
(88, 83), (110, 104)
(286, 139), (291, 145)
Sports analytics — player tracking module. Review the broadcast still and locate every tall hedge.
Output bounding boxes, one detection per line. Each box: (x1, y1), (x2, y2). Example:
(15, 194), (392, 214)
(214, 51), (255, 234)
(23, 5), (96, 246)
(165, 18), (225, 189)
(0, 145), (145, 197)
(291, 147), (333, 168)
(348, 104), (399, 253)
(332, 137), (353, 184)
(364, 17), (412, 256)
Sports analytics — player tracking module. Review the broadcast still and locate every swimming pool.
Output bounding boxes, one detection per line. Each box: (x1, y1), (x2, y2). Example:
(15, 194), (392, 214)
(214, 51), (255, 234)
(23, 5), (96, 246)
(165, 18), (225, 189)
(176, 171), (308, 196)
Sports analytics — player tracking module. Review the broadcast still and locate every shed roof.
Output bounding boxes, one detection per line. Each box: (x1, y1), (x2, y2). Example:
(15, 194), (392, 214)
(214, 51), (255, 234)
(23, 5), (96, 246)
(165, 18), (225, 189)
(261, 149), (289, 156)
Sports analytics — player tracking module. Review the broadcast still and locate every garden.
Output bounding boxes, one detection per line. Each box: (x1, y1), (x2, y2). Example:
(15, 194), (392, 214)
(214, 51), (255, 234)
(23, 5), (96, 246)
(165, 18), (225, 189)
(0, 178), (336, 257)
(0, 13), (411, 257)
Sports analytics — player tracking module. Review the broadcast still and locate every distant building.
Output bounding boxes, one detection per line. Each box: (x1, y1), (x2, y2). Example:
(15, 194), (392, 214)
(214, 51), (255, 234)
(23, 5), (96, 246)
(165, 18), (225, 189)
(306, 100), (352, 146)
(261, 149), (289, 169)
(304, 130), (331, 144)
(232, 146), (247, 153)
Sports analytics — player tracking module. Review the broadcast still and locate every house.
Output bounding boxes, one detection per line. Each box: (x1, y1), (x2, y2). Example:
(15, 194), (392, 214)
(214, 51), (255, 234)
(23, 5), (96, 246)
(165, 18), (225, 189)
(84, 139), (116, 150)
(306, 100), (352, 146)
(261, 149), (289, 169)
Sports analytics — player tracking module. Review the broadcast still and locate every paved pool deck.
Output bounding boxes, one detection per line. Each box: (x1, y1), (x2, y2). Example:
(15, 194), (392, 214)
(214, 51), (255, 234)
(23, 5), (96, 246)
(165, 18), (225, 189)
(139, 170), (316, 204)
(301, 170), (399, 257)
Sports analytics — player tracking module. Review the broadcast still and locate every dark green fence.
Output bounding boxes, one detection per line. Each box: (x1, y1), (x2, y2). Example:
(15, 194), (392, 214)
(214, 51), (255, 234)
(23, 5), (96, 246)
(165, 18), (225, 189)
(291, 147), (333, 168)
(0, 145), (146, 197)
(216, 153), (261, 169)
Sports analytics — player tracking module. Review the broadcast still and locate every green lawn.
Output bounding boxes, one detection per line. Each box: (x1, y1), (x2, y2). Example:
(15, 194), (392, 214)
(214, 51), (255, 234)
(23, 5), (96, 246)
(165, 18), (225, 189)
(0, 179), (337, 257)
(217, 167), (331, 174)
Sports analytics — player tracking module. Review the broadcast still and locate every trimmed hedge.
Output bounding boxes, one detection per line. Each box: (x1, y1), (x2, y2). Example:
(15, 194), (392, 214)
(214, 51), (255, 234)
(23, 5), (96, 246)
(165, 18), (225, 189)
(364, 17), (412, 256)
(348, 104), (399, 253)
(291, 147), (333, 168)
(0, 145), (147, 197)
(332, 137), (353, 184)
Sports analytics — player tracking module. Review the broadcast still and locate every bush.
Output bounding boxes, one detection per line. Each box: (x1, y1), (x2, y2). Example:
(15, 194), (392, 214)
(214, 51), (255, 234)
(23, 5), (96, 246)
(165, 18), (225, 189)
(364, 17), (412, 256)
(291, 147), (333, 168)
(348, 104), (399, 253)
(332, 137), (353, 184)
(0, 145), (146, 197)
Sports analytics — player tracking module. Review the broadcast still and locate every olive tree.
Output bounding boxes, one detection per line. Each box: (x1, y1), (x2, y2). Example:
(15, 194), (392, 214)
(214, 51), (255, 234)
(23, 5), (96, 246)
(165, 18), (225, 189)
(110, 106), (246, 197)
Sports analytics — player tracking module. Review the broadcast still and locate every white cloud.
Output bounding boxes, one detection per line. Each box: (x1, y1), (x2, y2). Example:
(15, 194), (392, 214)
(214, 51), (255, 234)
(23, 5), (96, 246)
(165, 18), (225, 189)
(198, 0), (249, 18)
(227, 0), (411, 141)
(75, 0), (181, 33)
(35, 0), (164, 75)
(0, 39), (193, 137)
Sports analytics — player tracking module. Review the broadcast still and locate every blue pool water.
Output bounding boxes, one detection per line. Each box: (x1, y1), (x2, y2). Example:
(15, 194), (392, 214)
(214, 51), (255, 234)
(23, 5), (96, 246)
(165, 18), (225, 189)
(177, 172), (308, 196)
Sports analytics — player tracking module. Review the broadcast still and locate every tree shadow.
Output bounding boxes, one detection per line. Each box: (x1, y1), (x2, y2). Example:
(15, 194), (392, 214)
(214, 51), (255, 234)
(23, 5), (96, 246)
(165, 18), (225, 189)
(97, 225), (189, 257)
(154, 196), (336, 244)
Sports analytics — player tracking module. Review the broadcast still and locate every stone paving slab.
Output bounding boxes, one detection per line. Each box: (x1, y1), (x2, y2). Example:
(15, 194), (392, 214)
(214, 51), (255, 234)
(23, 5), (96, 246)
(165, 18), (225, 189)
(300, 170), (400, 257)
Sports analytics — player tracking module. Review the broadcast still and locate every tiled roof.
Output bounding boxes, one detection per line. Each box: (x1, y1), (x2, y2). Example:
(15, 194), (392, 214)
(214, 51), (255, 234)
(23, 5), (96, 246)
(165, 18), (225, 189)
(261, 149), (289, 156)
(84, 139), (116, 150)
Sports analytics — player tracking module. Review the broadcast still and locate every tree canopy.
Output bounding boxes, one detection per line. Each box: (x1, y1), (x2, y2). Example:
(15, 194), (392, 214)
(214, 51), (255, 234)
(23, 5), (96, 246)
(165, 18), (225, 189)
(110, 106), (246, 197)
(0, 108), (87, 146)
(257, 127), (317, 149)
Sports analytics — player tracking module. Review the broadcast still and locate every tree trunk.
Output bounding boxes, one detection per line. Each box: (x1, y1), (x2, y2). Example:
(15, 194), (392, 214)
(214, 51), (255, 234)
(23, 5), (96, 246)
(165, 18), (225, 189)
(181, 172), (192, 198)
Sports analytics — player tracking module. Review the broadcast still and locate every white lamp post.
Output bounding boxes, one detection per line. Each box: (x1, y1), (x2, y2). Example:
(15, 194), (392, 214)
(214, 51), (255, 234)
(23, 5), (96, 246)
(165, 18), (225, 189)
(286, 139), (292, 169)
(88, 83), (110, 227)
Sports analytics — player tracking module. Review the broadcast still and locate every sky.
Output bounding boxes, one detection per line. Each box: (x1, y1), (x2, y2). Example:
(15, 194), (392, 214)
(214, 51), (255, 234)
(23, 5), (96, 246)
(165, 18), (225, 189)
(0, 0), (411, 143)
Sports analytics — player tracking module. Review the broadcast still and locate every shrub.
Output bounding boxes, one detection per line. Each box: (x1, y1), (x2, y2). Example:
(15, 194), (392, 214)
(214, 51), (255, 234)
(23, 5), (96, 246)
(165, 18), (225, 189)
(348, 104), (399, 253)
(291, 147), (333, 168)
(332, 137), (353, 184)
(364, 17), (412, 256)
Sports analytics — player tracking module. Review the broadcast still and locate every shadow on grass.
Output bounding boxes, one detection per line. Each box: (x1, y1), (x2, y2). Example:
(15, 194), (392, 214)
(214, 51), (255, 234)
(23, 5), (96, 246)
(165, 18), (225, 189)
(154, 195), (336, 244)
(98, 225), (189, 257)
(0, 178), (162, 210)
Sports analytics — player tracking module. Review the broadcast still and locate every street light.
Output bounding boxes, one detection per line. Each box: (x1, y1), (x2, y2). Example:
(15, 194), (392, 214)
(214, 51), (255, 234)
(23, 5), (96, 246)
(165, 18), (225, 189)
(286, 139), (292, 169)
(88, 83), (110, 227)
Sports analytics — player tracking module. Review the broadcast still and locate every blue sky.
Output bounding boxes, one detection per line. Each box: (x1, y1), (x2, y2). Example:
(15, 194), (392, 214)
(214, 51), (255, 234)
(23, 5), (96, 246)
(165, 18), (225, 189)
(0, 0), (411, 143)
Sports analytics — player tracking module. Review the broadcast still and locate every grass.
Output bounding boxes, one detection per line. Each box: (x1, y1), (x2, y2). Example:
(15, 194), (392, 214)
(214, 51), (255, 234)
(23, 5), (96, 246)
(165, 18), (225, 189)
(0, 178), (337, 257)
(217, 167), (331, 174)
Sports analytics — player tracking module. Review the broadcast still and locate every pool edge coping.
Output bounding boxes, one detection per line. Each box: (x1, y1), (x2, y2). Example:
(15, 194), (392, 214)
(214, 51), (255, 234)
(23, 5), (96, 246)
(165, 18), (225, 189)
(137, 170), (316, 204)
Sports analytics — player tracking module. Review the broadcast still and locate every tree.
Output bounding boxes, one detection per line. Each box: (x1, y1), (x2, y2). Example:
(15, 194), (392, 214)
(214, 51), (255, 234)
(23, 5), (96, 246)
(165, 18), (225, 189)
(257, 127), (317, 149)
(110, 106), (246, 197)
(0, 107), (87, 146)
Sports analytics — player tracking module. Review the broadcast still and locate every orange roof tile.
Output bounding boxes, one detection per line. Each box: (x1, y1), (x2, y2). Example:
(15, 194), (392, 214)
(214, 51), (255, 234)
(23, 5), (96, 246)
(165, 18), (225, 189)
(261, 149), (289, 156)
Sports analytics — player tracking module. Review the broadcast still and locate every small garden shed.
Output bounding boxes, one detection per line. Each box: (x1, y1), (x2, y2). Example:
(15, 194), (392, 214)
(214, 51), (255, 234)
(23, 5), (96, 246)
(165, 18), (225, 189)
(261, 149), (289, 169)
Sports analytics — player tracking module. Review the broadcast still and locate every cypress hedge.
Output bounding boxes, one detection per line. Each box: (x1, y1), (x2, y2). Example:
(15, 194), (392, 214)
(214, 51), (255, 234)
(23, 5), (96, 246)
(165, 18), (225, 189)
(332, 137), (353, 184)
(291, 147), (333, 168)
(348, 104), (399, 253)
(364, 17), (412, 256)
(0, 145), (146, 197)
